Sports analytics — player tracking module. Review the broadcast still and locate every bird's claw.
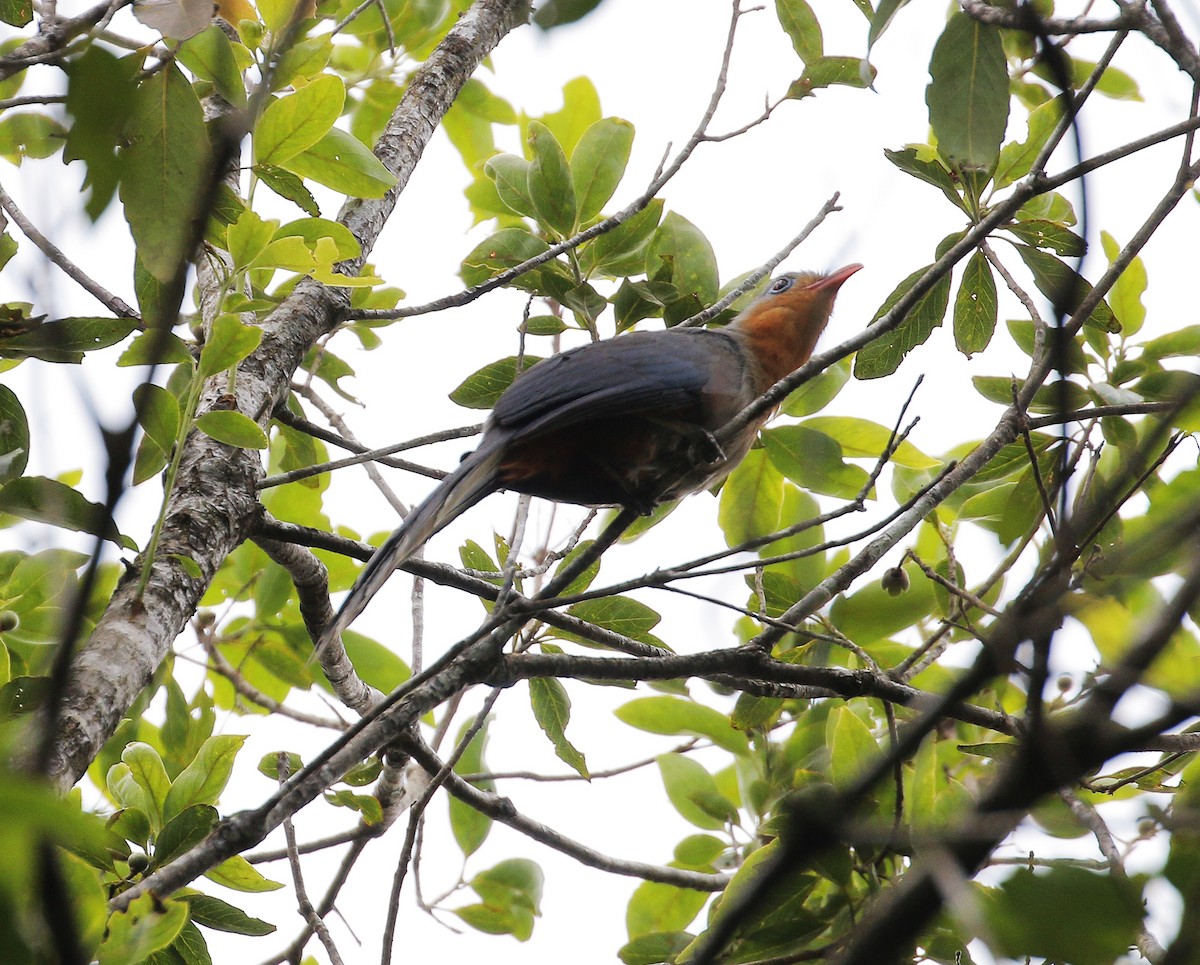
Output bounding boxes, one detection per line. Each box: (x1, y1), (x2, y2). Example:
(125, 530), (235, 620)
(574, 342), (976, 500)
(693, 430), (726, 468)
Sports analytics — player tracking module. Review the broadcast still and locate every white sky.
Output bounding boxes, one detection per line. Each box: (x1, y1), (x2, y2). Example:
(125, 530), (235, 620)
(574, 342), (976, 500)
(3, 0), (1200, 961)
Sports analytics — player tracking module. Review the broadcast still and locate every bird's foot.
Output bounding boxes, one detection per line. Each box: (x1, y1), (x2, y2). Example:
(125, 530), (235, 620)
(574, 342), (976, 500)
(692, 429), (727, 468)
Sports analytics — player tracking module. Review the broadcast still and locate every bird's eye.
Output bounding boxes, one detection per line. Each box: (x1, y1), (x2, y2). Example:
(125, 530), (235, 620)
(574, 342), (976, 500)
(768, 276), (793, 294)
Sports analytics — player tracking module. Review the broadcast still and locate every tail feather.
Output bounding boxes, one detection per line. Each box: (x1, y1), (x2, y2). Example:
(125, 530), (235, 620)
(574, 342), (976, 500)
(317, 440), (506, 653)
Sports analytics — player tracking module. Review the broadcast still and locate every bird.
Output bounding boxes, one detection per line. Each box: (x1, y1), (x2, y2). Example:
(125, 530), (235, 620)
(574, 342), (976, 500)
(321, 264), (861, 648)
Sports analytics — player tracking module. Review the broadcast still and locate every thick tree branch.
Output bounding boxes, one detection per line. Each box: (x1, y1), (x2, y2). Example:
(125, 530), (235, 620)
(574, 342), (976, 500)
(46, 0), (531, 793)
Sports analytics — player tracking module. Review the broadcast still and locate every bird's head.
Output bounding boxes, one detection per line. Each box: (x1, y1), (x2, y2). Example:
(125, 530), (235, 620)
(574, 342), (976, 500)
(756, 263), (862, 315)
(730, 263), (862, 385)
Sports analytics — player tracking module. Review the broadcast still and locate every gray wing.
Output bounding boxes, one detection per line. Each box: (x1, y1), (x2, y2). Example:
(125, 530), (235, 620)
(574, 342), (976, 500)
(493, 329), (743, 442)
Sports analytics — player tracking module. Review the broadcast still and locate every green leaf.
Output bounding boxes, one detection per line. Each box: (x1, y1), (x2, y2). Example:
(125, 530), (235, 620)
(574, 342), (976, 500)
(257, 751), (304, 781)
(0, 476), (132, 548)
(62, 45), (139, 217)
(449, 718), (493, 857)
(685, 839), (823, 965)
(853, 266), (953, 379)
(178, 25), (246, 108)
(1014, 245), (1119, 332)
(119, 64), (212, 282)
(0, 385), (29, 483)
(0, 675), (52, 719)
(960, 473), (1048, 544)
(133, 383), (181, 454)
(460, 228), (551, 289)
(449, 355), (544, 409)
(762, 425), (870, 499)
(1018, 191), (1077, 226)
(868, 0), (909, 48)
(789, 56), (875, 98)
(733, 692), (783, 731)
(1005, 320), (1088, 371)
(1100, 230), (1147, 336)
(1143, 324), (1200, 361)
(484, 153), (536, 217)
(0, 0), (32, 26)
(204, 854), (285, 893)
(882, 146), (962, 208)
(0, 232), (15, 272)
(828, 561), (936, 643)
(782, 356), (851, 416)
(118, 331), (194, 367)
(152, 804), (218, 869)
(669, 836), (722, 868)
(718, 449), (783, 546)
(645, 212), (719, 309)
(765, 487), (826, 591)
(570, 117), (634, 222)
(273, 216), (361, 261)
(826, 706), (877, 789)
(529, 677), (588, 777)
(626, 878), (709, 940)
(470, 857), (544, 915)
(282, 127), (397, 198)
(256, 0), (299, 34)
(162, 735), (246, 824)
(953, 248), (998, 356)
(254, 163), (321, 216)
(324, 788), (384, 824)
(164, 920), (212, 965)
(994, 99), (1062, 188)
(531, 76), (600, 156)
(1001, 219), (1085, 257)
(971, 375), (1090, 414)
(269, 34), (332, 89)
(616, 696), (749, 755)
(533, 0), (604, 29)
(579, 207), (660, 280)
(333, 631), (411, 693)
(984, 867), (1145, 965)
(109, 763), (151, 819)
(800, 416), (940, 469)
(122, 742), (172, 831)
(225, 208), (274, 270)
(195, 410), (268, 449)
(619, 932), (695, 965)
(526, 120), (576, 236)
(0, 316), (138, 363)
(197, 314), (263, 377)
(254, 75), (345, 166)
(776, 0), (822, 64)
(522, 315), (568, 336)
(459, 860), (542, 938)
(97, 893), (188, 965)
(925, 12), (1009, 171)
(563, 595), (664, 646)
(183, 893), (275, 936)
(0, 111), (66, 163)
(1093, 63), (1142, 101)
(657, 753), (737, 830)
(454, 901), (535, 941)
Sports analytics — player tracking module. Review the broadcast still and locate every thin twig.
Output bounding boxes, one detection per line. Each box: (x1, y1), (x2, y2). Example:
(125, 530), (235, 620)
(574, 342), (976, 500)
(0, 182), (139, 319)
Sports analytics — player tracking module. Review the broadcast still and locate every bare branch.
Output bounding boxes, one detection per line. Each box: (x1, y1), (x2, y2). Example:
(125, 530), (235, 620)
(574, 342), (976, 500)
(0, 182), (139, 319)
(401, 732), (731, 891)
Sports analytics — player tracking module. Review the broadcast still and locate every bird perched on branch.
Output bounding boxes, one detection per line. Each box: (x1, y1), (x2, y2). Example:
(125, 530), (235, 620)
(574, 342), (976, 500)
(322, 264), (861, 648)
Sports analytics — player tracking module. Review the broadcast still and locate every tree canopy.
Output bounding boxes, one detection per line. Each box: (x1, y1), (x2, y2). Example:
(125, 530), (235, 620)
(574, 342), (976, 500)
(1, 0), (1199, 962)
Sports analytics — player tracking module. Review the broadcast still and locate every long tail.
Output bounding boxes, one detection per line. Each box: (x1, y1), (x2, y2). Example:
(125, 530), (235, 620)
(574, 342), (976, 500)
(317, 438), (507, 653)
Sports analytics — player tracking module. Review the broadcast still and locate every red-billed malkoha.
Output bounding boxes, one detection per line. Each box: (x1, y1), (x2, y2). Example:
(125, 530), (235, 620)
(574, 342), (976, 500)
(323, 264), (861, 645)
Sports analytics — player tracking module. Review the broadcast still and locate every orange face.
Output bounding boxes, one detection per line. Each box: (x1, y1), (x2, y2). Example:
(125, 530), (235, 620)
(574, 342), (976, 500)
(732, 265), (862, 388)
